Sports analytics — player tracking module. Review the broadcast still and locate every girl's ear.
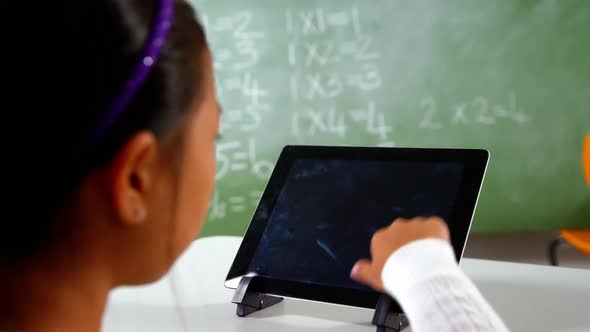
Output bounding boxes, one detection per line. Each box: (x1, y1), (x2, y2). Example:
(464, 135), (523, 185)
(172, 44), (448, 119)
(105, 131), (159, 226)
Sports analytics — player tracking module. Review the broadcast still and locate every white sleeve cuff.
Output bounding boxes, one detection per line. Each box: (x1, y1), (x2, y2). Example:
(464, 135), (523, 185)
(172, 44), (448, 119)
(381, 238), (465, 301)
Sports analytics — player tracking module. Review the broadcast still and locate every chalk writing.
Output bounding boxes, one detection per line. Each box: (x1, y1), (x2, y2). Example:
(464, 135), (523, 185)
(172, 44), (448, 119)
(419, 93), (528, 129)
(203, 12), (264, 71)
(286, 7), (361, 37)
(350, 102), (392, 140)
(208, 189), (264, 221)
(216, 139), (274, 180)
(286, 6), (386, 146)
(203, 12), (269, 133)
(286, 38), (381, 68)
(200, 3), (536, 228)
(419, 97), (442, 129)
(218, 73), (270, 132)
(292, 102), (392, 141)
(292, 108), (348, 138)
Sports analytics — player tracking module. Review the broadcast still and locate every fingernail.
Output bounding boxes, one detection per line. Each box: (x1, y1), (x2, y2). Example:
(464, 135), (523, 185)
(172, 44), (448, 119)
(350, 264), (358, 278)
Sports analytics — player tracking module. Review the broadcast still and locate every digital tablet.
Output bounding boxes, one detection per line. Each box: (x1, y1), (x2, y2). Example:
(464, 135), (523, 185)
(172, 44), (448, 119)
(225, 145), (489, 312)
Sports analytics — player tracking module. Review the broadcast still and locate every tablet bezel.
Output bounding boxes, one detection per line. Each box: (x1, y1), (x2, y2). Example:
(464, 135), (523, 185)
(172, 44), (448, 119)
(224, 145), (489, 311)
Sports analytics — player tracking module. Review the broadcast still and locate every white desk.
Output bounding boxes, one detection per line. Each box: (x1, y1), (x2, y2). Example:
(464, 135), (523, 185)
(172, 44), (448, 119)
(103, 236), (590, 332)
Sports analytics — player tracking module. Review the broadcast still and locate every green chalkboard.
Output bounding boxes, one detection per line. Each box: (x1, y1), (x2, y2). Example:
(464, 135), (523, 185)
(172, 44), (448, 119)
(188, 0), (590, 236)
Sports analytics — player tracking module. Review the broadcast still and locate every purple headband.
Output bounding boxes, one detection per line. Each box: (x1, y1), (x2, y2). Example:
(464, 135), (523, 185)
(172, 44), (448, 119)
(86, 0), (174, 148)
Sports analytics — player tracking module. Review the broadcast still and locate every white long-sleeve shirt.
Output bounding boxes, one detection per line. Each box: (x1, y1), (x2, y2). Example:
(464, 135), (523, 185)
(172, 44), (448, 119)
(382, 239), (509, 332)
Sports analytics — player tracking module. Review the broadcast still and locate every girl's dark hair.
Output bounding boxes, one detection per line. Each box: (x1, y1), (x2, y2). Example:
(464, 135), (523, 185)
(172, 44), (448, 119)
(2, 0), (208, 263)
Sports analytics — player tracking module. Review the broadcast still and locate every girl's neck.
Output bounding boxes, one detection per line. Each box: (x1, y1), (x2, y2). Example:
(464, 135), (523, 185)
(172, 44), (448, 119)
(0, 257), (112, 332)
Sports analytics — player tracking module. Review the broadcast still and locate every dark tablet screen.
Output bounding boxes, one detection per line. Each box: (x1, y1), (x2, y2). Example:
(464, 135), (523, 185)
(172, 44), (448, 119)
(225, 146), (488, 309)
(247, 159), (464, 291)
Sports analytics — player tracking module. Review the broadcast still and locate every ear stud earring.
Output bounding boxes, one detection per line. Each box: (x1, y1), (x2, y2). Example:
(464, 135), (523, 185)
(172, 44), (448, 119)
(134, 206), (147, 220)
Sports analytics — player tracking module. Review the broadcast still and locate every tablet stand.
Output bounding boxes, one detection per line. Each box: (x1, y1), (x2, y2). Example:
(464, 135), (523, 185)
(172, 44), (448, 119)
(372, 295), (409, 332)
(231, 276), (284, 317)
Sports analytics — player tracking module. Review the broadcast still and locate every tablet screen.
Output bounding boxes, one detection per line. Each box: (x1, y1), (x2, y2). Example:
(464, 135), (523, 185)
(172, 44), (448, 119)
(246, 158), (464, 291)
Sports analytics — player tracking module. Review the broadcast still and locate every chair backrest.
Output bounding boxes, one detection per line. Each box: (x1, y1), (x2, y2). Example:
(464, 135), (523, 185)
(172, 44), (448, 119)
(584, 134), (590, 187)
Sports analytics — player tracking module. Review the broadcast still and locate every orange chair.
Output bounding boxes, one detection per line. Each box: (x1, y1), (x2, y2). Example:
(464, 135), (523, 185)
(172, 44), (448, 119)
(548, 134), (590, 265)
